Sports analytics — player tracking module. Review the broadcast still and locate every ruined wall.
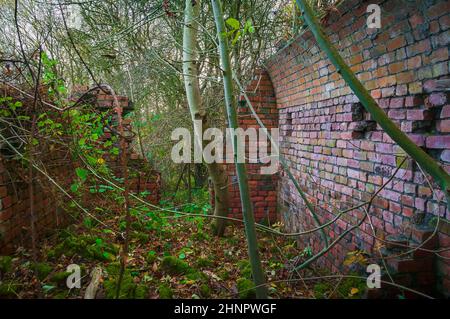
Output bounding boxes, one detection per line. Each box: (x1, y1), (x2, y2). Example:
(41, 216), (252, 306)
(226, 69), (279, 223)
(259, 0), (449, 296)
(0, 88), (161, 253)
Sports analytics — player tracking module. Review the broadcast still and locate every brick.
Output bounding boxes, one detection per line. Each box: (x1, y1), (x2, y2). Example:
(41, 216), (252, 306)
(441, 150), (450, 162)
(441, 105), (450, 118)
(409, 14), (425, 28)
(416, 272), (435, 286)
(388, 62), (405, 73)
(426, 1), (450, 19)
(405, 96), (423, 107)
(387, 36), (406, 51)
(388, 109), (405, 119)
(439, 14), (450, 30)
(437, 120), (450, 132)
(406, 55), (422, 69)
(408, 82), (423, 94)
(395, 84), (408, 96)
(432, 62), (448, 77)
(407, 109), (433, 120)
(406, 39), (431, 57)
(426, 135), (450, 148)
(426, 93), (448, 107)
(390, 97), (405, 108)
(397, 71), (415, 84)
(388, 258), (433, 273)
(429, 47), (449, 63)
(411, 226), (438, 246)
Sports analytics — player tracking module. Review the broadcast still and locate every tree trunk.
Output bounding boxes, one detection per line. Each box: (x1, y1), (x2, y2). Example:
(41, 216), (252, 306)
(210, 0), (267, 298)
(183, 0), (230, 236)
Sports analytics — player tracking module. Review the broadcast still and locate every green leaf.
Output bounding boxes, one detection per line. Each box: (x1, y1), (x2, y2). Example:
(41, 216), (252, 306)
(245, 20), (255, 33)
(75, 167), (89, 182)
(111, 147), (119, 156)
(70, 183), (79, 193)
(232, 30), (242, 45)
(78, 138), (86, 147)
(226, 17), (240, 30)
(178, 253), (186, 260)
(42, 284), (56, 293)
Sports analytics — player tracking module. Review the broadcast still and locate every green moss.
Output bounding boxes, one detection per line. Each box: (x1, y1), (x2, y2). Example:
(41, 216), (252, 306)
(132, 231), (150, 244)
(313, 282), (332, 299)
(195, 257), (214, 268)
(313, 275), (366, 299)
(50, 271), (71, 285)
(0, 256), (13, 274)
(226, 237), (239, 245)
(158, 283), (173, 299)
(337, 275), (366, 299)
(53, 290), (69, 299)
(237, 278), (256, 299)
(0, 281), (19, 297)
(218, 270), (230, 280)
(146, 251), (157, 264)
(103, 263), (148, 299)
(191, 231), (210, 241)
(161, 256), (191, 275)
(186, 270), (208, 282)
(33, 263), (52, 280)
(49, 234), (118, 262)
(199, 283), (211, 298)
(237, 260), (252, 279)
(131, 221), (144, 231)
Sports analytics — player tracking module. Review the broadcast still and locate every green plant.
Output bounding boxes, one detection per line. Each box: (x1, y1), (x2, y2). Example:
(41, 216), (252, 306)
(104, 263), (148, 299)
(0, 256), (13, 274)
(161, 256), (191, 275)
(146, 250), (157, 263)
(0, 281), (19, 297)
(237, 277), (256, 299)
(158, 283), (173, 299)
(33, 263), (52, 281)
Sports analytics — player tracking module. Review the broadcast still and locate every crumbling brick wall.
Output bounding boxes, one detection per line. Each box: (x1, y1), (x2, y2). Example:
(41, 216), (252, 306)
(226, 70), (279, 223)
(234, 0), (450, 297)
(0, 87), (161, 253)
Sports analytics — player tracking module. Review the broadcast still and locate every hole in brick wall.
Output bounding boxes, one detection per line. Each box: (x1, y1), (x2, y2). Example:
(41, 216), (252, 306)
(349, 103), (376, 138)
(285, 111), (293, 137)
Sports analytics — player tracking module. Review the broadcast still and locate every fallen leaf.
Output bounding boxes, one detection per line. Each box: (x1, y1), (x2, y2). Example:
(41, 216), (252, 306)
(350, 287), (359, 295)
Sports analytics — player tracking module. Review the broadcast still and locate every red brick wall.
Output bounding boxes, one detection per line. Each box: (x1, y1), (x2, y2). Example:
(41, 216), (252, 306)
(261, 0), (449, 296)
(226, 69), (279, 223)
(0, 88), (161, 253)
(0, 158), (67, 253)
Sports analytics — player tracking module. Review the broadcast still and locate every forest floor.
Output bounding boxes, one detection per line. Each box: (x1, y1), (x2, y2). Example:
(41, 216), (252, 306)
(0, 195), (366, 299)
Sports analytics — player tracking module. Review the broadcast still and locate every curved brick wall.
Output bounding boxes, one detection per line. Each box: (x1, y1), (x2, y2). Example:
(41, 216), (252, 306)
(232, 0), (450, 297)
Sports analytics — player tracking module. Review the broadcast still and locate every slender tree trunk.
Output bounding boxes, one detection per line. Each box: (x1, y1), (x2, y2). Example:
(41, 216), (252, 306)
(183, 0), (230, 236)
(210, 0), (267, 298)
